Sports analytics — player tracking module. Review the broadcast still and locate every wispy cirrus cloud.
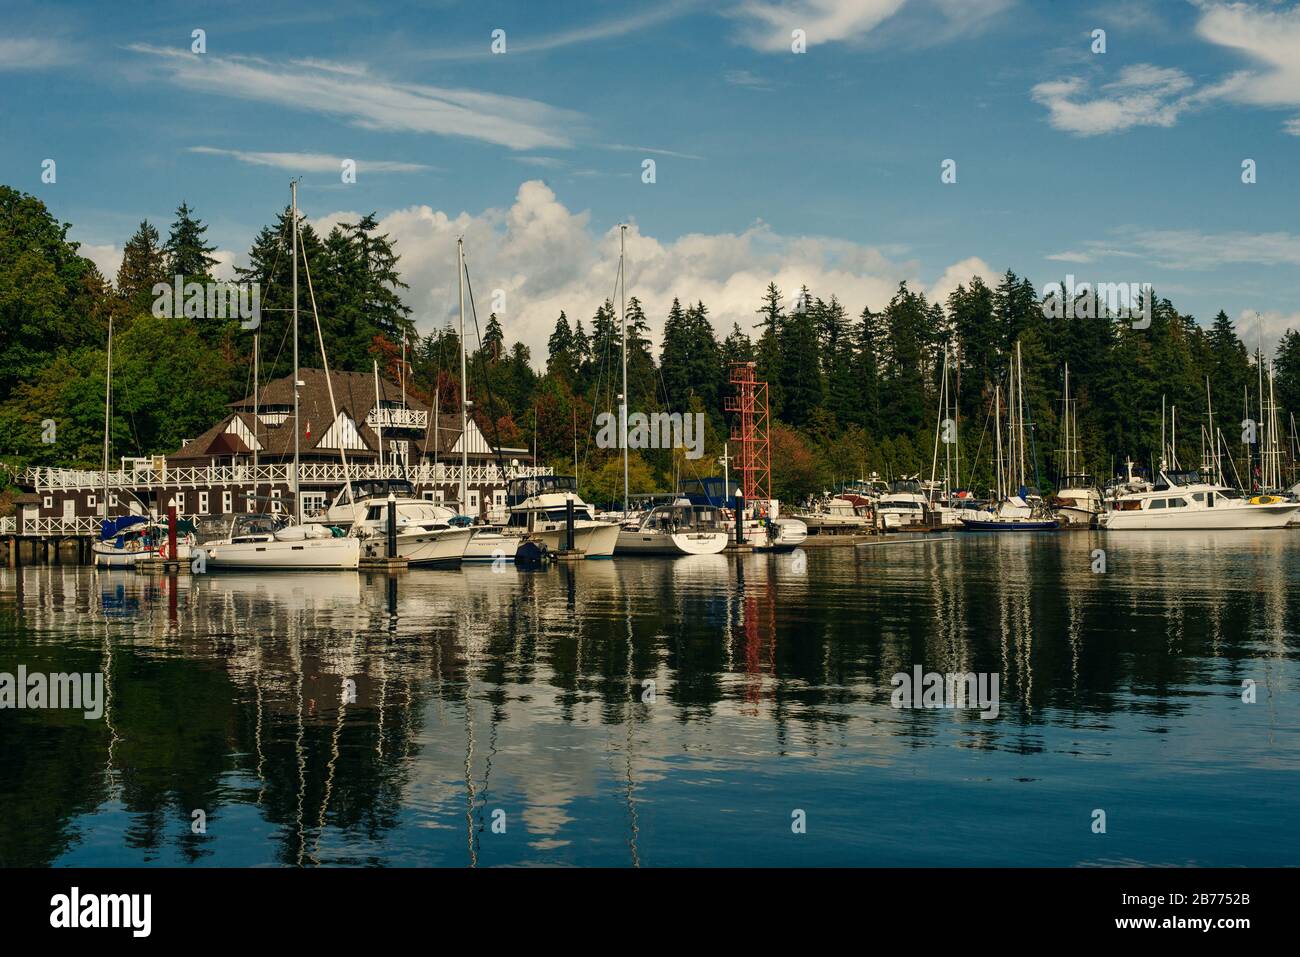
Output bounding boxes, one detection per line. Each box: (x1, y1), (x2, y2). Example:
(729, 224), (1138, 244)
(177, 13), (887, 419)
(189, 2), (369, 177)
(0, 36), (75, 70)
(1049, 227), (1300, 270)
(728, 0), (1009, 52)
(126, 43), (585, 150)
(187, 146), (433, 174)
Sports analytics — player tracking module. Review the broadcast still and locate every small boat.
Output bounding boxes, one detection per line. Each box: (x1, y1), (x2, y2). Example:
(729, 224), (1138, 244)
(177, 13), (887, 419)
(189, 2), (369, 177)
(93, 516), (156, 567)
(876, 478), (928, 531)
(505, 475), (620, 557)
(615, 500), (730, 555)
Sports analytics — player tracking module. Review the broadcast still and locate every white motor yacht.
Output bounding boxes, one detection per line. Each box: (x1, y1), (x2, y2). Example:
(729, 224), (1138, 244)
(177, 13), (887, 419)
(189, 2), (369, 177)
(1100, 469), (1300, 530)
(201, 514), (360, 569)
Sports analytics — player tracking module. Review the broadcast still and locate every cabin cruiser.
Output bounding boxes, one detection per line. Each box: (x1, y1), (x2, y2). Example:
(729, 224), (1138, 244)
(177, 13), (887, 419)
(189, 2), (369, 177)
(325, 480), (474, 566)
(876, 478), (928, 531)
(800, 494), (871, 532)
(615, 500), (729, 555)
(505, 475), (620, 557)
(460, 524), (520, 563)
(199, 514), (360, 569)
(1050, 473), (1103, 527)
(1099, 469), (1300, 530)
(676, 476), (807, 551)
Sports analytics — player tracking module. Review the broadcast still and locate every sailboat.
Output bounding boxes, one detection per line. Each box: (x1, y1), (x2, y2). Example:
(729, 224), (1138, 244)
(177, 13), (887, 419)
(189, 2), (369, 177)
(925, 343), (963, 527)
(201, 181), (360, 570)
(960, 342), (1059, 531)
(1049, 363), (1102, 526)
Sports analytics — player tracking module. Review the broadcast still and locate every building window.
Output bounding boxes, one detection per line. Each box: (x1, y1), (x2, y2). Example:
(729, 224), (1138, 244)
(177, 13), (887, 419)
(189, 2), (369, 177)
(493, 490), (506, 509)
(199, 491), (209, 514)
(302, 492), (327, 516)
(109, 494), (118, 507)
(43, 495), (53, 509)
(175, 494), (186, 517)
(468, 490), (480, 513)
(222, 490), (233, 513)
(247, 491), (257, 513)
(87, 494), (97, 510)
(271, 489), (282, 515)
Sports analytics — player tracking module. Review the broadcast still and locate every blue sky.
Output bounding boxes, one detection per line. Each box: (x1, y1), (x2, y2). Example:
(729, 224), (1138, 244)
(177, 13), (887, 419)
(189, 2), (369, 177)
(3, 0), (1299, 359)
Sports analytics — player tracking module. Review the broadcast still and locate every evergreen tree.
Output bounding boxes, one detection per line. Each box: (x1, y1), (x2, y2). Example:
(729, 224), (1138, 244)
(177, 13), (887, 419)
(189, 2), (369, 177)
(164, 201), (218, 283)
(116, 220), (170, 315)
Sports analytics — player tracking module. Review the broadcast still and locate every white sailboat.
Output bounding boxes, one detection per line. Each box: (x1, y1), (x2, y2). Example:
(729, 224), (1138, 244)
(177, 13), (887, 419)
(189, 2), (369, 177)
(202, 180), (359, 570)
(960, 342), (1059, 531)
(1050, 363), (1101, 526)
(615, 499), (729, 555)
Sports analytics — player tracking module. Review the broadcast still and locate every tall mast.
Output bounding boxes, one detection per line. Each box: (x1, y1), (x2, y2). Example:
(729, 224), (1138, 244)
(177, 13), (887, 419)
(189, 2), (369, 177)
(458, 238), (468, 514)
(102, 315), (112, 520)
(374, 359), (384, 472)
(253, 329), (259, 499)
(620, 223), (629, 515)
(994, 384), (1004, 500)
(291, 179), (301, 525)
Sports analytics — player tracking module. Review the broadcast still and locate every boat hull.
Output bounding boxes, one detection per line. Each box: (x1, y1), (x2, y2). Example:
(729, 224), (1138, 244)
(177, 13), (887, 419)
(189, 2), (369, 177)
(203, 536), (361, 569)
(92, 543), (156, 567)
(1101, 503), (1300, 530)
(462, 531), (521, 563)
(362, 527), (472, 566)
(616, 529), (729, 555)
(528, 522), (620, 557)
(959, 518), (1060, 531)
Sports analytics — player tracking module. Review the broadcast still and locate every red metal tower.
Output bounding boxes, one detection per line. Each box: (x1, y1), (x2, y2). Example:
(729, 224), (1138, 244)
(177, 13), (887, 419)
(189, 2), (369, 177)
(725, 362), (771, 502)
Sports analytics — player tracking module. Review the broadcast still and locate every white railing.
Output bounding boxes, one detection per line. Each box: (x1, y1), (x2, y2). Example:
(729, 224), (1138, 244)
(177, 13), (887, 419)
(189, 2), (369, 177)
(0, 516), (14, 534)
(366, 407), (428, 430)
(16, 461), (551, 492)
(15, 516), (101, 536)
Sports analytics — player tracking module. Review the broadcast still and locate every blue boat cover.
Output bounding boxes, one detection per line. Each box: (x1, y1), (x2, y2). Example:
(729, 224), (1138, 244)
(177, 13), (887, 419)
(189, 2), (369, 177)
(99, 515), (148, 540)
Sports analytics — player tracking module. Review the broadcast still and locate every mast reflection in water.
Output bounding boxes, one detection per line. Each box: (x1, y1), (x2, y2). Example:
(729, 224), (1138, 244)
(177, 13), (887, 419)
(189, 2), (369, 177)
(1, 532), (1298, 867)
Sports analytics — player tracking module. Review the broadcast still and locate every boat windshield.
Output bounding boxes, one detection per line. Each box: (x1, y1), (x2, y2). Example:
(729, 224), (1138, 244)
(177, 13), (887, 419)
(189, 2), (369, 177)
(507, 474), (577, 505)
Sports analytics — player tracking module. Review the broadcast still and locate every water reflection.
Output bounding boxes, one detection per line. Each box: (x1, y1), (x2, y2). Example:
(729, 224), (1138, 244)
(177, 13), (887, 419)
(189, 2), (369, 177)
(1, 532), (1298, 867)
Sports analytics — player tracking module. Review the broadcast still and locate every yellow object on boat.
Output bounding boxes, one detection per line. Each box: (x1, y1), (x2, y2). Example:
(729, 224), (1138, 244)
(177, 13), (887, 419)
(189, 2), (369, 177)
(1250, 495), (1283, 505)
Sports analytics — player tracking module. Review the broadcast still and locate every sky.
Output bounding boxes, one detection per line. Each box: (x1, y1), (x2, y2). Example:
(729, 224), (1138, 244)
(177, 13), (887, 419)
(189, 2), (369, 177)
(2, 0), (1300, 362)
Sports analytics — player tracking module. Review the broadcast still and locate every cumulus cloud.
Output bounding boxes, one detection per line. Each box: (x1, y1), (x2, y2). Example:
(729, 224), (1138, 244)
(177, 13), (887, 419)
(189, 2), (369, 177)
(74, 240), (240, 286)
(1030, 64), (1206, 136)
(308, 180), (992, 367)
(728, 0), (1009, 51)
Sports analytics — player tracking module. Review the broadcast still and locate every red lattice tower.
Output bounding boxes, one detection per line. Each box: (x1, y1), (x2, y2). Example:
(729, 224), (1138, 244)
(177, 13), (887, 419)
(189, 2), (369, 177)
(724, 361), (771, 502)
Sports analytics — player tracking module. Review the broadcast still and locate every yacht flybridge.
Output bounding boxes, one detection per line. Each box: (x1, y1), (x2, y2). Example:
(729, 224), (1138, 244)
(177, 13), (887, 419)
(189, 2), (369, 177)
(1100, 469), (1300, 530)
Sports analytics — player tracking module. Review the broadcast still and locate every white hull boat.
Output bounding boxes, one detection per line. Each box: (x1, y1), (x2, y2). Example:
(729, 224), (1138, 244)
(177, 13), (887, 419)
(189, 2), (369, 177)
(462, 527), (520, 563)
(615, 501), (730, 556)
(1101, 470), (1300, 530)
(361, 526), (473, 566)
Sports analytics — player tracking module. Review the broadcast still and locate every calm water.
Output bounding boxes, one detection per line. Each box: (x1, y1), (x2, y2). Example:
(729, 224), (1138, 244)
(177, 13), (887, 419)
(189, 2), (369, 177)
(1, 532), (1297, 867)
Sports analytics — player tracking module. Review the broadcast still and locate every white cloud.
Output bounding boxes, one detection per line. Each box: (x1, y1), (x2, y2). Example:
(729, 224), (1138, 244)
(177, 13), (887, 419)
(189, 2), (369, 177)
(1034, 3), (1300, 136)
(927, 256), (998, 304)
(1031, 64), (1203, 136)
(0, 37), (73, 70)
(723, 68), (774, 89)
(78, 243), (123, 282)
(728, 0), (1008, 51)
(1235, 309), (1300, 355)
(73, 241), (239, 285)
(127, 44), (584, 150)
(187, 146), (432, 174)
(1053, 227), (1300, 271)
(308, 180), (993, 366)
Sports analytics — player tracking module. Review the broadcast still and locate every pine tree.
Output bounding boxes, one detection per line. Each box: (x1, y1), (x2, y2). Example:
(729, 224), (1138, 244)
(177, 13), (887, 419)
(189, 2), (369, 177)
(164, 202), (218, 283)
(754, 281), (786, 416)
(116, 220), (170, 315)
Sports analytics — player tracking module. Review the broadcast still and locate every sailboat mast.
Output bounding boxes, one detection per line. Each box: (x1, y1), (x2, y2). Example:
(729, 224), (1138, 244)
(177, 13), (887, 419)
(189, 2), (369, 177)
(620, 223), (629, 515)
(374, 359), (384, 472)
(994, 384), (1004, 500)
(292, 179), (301, 526)
(102, 315), (112, 520)
(458, 238), (468, 514)
(253, 330), (259, 499)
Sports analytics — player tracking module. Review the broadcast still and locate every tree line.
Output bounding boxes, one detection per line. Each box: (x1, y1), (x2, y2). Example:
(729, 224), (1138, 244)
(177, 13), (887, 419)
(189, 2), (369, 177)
(3, 183), (1298, 507)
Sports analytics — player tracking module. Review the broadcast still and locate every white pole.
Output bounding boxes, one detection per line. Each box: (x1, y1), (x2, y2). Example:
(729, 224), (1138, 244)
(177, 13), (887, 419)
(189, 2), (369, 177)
(458, 238), (469, 515)
(620, 223), (629, 516)
(291, 179), (301, 525)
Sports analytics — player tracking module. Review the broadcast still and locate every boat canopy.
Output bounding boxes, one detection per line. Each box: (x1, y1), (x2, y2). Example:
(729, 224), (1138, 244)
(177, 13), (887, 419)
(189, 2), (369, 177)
(99, 515), (148, 540)
(679, 476), (739, 508)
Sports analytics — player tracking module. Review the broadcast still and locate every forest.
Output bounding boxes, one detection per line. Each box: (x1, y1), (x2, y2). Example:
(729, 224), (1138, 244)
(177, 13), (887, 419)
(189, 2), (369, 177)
(4, 183), (1299, 507)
